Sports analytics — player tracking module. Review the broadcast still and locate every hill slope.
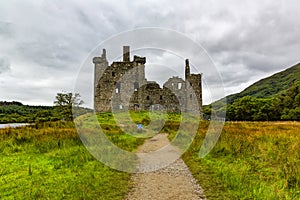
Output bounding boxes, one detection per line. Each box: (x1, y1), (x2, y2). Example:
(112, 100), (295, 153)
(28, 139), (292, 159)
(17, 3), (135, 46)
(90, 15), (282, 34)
(226, 63), (300, 104)
(205, 63), (300, 121)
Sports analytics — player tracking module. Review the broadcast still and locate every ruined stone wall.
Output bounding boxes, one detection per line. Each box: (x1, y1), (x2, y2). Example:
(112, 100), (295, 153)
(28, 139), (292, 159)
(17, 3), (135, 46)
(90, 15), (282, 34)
(130, 81), (180, 112)
(131, 82), (163, 110)
(94, 46), (147, 112)
(93, 46), (202, 114)
(186, 74), (202, 114)
(111, 59), (147, 111)
(163, 77), (186, 112)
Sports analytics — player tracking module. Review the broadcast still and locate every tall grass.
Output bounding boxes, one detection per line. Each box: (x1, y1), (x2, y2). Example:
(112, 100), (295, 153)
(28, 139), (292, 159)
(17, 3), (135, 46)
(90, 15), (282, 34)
(0, 117), (144, 199)
(3, 111), (299, 199)
(182, 121), (300, 199)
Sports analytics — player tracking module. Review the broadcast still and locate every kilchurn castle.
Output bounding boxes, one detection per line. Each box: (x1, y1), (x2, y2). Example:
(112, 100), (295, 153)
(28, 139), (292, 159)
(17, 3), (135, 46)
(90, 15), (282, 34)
(93, 46), (202, 114)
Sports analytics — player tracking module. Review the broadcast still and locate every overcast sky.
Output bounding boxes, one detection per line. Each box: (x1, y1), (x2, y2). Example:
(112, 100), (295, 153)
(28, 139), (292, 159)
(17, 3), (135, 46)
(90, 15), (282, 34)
(0, 0), (299, 106)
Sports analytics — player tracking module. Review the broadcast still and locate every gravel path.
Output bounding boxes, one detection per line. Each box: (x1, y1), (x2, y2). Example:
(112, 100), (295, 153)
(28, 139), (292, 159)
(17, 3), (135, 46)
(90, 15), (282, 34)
(125, 133), (206, 200)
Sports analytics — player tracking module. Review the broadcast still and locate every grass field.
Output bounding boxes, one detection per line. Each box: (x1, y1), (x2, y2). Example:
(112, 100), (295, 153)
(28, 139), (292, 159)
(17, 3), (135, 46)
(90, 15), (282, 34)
(182, 121), (300, 199)
(0, 115), (144, 199)
(1, 111), (300, 199)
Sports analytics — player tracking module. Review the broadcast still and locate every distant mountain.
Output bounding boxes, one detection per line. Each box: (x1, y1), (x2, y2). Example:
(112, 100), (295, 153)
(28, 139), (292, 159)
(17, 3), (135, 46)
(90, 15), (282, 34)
(225, 63), (300, 104)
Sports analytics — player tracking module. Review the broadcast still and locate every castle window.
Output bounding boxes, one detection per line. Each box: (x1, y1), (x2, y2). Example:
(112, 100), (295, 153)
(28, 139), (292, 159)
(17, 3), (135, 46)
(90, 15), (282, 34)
(146, 96), (150, 100)
(190, 82), (192, 86)
(178, 82), (182, 89)
(112, 71), (115, 77)
(119, 105), (123, 109)
(190, 94), (193, 99)
(160, 95), (163, 100)
(115, 83), (120, 94)
(134, 82), (139, 91)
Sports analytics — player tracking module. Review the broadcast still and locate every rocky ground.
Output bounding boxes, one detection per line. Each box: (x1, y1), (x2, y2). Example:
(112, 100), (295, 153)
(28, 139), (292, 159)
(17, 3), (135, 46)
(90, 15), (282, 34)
(125, 133), (206, 200)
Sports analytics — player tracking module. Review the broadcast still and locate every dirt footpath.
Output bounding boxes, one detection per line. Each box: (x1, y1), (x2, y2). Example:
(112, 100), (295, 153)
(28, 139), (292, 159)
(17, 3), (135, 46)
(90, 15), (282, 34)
(125, 133), (206, 200)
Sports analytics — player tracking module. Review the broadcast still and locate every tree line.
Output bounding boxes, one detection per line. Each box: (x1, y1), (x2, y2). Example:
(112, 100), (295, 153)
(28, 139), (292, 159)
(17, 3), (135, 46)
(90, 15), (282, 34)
(0, 93), (86, 124)
(204, 81), (300, 121)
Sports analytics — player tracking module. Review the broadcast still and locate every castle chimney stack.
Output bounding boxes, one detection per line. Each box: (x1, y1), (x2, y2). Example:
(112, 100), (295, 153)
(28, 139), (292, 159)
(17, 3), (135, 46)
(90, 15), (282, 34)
(185, 59), (190, 79)
(102, 49), (106, 59)
(123, 46), (130, 62)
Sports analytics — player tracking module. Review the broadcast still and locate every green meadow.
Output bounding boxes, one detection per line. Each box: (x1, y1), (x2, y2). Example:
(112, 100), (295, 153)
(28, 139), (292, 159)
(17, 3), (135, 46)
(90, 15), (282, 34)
(1, 111), (300, 199)
(0, 114), (144, 199)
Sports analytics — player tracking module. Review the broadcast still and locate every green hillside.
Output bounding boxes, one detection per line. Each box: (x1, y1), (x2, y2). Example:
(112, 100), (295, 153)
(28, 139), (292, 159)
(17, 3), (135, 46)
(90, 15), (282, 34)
(226, 63), (300, 104)
(205, 63), (300, 121)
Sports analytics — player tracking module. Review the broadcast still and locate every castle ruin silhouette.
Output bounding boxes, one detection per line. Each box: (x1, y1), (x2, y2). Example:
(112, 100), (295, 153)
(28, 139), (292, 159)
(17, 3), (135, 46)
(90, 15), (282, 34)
(93, 46), (202, 114)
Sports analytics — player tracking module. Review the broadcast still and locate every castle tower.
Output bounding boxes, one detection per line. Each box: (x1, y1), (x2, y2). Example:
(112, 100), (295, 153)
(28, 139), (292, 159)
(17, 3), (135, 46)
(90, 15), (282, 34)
(184, 59), (202, 114)
(93, 48), (108, 82)
(93, 49), (108, 112)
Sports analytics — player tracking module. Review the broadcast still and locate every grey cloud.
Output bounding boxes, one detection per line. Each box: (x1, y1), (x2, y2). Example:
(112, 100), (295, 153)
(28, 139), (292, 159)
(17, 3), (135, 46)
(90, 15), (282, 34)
(197, 1), (300, 92)
(0, 0), (299, 105)
(0, 57), (10, 74)
(0, 21), (13, 38)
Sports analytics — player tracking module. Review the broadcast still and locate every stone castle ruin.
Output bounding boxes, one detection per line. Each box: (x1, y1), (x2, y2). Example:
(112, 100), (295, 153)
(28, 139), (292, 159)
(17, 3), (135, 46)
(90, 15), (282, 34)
(93, 46), (202, 114)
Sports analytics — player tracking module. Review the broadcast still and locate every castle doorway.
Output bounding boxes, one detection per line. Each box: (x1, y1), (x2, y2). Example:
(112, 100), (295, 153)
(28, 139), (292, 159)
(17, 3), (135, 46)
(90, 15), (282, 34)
(133, 104), (139, 111)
